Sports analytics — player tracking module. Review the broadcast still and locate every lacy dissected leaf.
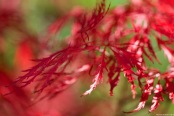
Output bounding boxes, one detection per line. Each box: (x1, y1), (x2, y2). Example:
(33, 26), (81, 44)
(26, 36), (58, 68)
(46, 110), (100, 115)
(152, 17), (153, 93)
(78, 0), (109, 34)
(16, 46), (86, 94)
(125, 78), (154, 113)
(149, 84), (163, 112)
(108, 63), (121, 96)
(82, 48), (107, 96)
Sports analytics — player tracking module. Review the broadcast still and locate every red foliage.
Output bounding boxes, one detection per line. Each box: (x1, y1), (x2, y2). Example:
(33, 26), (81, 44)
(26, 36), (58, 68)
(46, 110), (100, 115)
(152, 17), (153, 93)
(6, 0), (174, 113)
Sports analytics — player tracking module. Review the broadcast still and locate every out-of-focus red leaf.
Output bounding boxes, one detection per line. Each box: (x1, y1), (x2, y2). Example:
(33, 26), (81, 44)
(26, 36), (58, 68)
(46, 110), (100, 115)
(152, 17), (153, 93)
(0, 70), (30, 116)
(14, 40), (34, 71)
